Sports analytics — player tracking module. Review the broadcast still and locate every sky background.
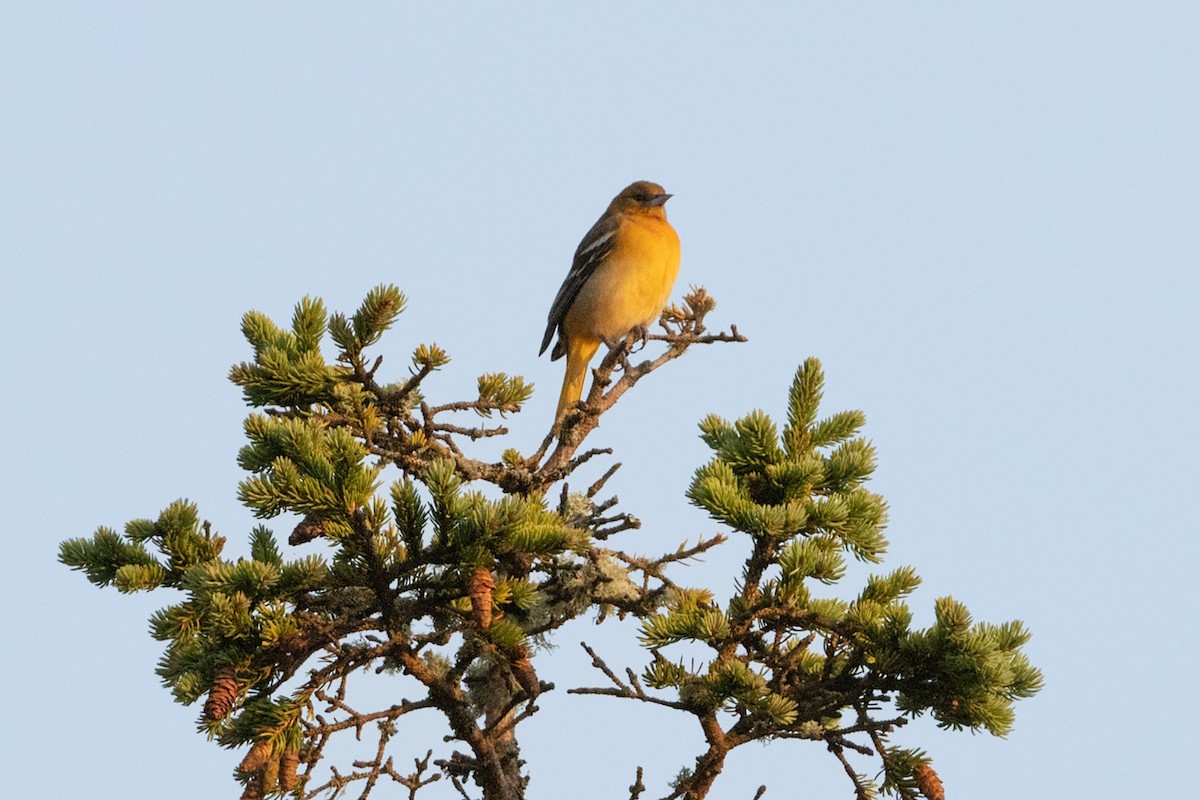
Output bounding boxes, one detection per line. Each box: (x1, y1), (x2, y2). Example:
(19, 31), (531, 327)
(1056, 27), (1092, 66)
(3, 4), (1197, 799)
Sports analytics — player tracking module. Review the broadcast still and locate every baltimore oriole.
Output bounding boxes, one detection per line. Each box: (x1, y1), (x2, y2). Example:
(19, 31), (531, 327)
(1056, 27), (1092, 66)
(540, 181), (681, 419)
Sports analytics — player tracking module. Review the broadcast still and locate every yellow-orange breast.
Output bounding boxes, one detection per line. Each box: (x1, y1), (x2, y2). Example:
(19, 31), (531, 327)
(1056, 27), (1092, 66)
(561, 214), (681, 345)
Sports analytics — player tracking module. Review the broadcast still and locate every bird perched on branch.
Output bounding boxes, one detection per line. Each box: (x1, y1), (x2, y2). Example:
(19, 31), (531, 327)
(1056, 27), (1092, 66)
(540, 180), (681, 420)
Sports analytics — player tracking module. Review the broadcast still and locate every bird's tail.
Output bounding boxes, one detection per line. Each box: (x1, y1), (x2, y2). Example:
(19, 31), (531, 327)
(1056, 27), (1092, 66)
(556, 337), (601, 419)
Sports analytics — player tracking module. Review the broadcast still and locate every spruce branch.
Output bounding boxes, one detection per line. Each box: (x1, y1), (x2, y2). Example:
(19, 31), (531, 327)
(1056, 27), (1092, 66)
(60, 284), (1039, 800)
(564, 356), (1041, 799)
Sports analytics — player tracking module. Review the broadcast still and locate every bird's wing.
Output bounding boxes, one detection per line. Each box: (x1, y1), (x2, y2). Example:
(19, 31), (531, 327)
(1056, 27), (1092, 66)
(539, 212), (621, 359)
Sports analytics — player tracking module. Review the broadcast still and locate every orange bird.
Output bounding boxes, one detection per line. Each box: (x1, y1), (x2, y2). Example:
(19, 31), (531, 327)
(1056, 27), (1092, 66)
(540, 181), (681, 419)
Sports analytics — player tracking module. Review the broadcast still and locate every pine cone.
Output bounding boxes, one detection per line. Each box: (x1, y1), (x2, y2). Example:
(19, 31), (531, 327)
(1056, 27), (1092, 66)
(468, 566), (496, 629)
(240, 773), (265, 800)
(239, 740), (273, 773)
(262, 754), (280, 791)
(278, 747), (301, 791)
(289, 513), (327, 545)
(511, 646), (540, 699)
(204, 667), (238, 722)
(914, 763), (945, 800)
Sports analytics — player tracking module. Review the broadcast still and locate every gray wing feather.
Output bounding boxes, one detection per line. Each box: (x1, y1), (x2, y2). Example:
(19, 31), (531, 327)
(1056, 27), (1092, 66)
(539, 214), (620, 360)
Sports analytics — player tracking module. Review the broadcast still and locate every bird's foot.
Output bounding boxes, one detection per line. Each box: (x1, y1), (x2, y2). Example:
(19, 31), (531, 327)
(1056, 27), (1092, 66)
(626, 324), (651, 354)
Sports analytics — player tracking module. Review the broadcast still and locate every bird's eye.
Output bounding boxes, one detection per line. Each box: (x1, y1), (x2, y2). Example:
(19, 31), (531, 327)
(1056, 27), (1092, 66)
(632, 193), (646, 202)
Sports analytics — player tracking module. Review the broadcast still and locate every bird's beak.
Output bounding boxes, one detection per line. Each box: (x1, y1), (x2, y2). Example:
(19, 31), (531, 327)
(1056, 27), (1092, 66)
(647, 192), (672, 207)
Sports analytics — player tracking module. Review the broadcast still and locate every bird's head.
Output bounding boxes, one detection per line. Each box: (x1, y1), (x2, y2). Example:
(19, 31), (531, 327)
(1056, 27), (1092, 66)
(609, 180), (673, 217)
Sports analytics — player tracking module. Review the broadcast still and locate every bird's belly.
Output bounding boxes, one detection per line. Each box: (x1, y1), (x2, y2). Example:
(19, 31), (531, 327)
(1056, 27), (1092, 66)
(564, 252), (679, 343)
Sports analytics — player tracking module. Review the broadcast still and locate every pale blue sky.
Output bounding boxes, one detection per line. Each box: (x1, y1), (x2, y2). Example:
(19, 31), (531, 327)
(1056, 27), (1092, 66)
(3, 4), (1197, 799)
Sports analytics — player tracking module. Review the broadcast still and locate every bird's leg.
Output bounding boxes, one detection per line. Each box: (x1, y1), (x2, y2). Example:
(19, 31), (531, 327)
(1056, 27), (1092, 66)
(626, 324), (651, 354)
(600, 325), (650, 356)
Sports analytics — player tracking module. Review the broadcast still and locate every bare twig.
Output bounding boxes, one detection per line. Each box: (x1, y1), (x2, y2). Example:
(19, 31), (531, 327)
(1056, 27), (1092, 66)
(396, 362), (437, 400)
(608, 534), (727, 582)
(449, 775), (473, 800)
(628, 766), (646, 800)
(569, 643), (690, 711)
(431, 421), (511, 440)
(827, 741), (872, 800)
(402, 751), (442, 800)
(579, 642), (629, 691)
(587, 462), (622, 499)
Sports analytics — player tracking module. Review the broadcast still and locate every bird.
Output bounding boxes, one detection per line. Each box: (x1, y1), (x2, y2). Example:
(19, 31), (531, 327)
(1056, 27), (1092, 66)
(540, 180), (681, 420)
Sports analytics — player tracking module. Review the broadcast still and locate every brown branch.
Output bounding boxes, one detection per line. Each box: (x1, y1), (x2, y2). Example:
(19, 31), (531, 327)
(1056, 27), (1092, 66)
(403, 751), (442, 800)
(674, 715), (734, 800)
(365, 355), (385, 382)
(431, 421), (511, 440)
(448, 775), (473, 800)
(643, 326), (746, 346)
(827, 741), (874, 800)
(396, 361), (437, 400)
(356, 289), (744, 502)
(526, 429), (557, 471)
(587, 462), (622, 499)
(608, 534), (727, 582)
(387, 648), (521, 800)
(525, 289), (746, 496)
(592, 511), (641, 540)
(481, 697), (541, 741)
(628, 766), (646, 800)
(579, 641), (628, 690)
(356, 721), (395, 799)
(427, 400), (522, 417)
(826, 734), (874, 757)
(568, 642), (690, 712)
(307, 695), (436, 738)
(301, 719), (434, 800)
(567, 447), (614, 472)
(567, 685), (689, 712)
(831, 717), (908, 738)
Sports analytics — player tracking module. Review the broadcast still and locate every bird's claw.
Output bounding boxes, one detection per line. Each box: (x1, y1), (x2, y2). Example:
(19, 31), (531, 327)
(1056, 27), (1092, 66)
(626, 325), (650, 354)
